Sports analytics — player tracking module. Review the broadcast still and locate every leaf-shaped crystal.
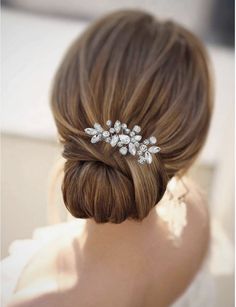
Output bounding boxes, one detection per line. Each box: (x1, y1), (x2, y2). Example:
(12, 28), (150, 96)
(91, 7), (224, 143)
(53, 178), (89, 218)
(94, 123), (103, 132)
(145, 151), (153, 164)
(148, 146), (161, 153)
(119, 134), (130, 144)
(91, 134), (102, 143)
(110, 135), (119, 147)
(84, 128), (97, 136)
(128, 142), (136, 156)
(119, 147), (128, 155)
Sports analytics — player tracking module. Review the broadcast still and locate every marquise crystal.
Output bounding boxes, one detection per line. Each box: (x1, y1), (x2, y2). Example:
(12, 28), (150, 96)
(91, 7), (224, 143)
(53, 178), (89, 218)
(84, 120), (161, 165)
(128, 142), (136, 156)
(110, 135), (119, 147)
(148, 146), (160, 154)
(91, 134), (102, 143)
(85, 128), (98, 136)
(145, 151), (153, 164)
(94, 123), (103, 132)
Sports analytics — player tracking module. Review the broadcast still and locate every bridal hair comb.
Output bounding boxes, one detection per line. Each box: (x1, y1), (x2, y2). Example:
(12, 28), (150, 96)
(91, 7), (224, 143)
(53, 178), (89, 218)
(84, 120), (161, 164)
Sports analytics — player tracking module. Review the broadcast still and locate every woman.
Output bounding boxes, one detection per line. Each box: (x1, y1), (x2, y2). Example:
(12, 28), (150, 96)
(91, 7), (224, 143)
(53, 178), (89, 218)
(3, 9), (213, 307)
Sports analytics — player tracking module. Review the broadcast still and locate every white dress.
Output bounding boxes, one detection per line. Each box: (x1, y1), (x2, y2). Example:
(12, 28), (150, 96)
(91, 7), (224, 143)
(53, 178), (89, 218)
(1, 218), (234, 307)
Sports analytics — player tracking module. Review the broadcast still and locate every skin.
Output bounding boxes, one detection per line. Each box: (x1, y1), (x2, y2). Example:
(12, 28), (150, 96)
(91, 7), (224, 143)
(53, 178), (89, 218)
(8, 177), (210, 307)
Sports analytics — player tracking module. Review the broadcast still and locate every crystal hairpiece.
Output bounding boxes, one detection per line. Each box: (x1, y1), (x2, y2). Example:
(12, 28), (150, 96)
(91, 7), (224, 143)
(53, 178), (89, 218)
(84, 120), (161, 164)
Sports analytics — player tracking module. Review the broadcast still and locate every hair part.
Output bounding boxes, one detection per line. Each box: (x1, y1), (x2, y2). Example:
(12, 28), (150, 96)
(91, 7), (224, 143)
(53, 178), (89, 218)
(51, 10), (212, 223)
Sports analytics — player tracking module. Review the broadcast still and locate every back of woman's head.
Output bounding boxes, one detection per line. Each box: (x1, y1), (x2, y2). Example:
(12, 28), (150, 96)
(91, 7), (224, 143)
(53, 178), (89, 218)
(51, 10), (212, 223)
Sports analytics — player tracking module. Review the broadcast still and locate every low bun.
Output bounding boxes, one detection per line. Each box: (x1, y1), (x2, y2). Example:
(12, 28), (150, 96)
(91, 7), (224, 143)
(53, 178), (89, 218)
(63, 160), (134, 223)
(62, 136), (169, 223)
(51, 10), (212, 223)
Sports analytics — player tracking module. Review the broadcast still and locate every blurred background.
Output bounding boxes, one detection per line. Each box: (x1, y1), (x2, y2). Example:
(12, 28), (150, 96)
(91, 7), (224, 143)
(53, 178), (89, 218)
(1, 0), (234, 306)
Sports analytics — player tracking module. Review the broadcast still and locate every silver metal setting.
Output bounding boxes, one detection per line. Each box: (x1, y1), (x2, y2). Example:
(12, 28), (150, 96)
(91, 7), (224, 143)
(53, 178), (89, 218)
(84, 120), (161, 165)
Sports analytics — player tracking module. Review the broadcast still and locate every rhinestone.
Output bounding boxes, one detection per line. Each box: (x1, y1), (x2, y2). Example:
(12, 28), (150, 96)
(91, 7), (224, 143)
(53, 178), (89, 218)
(140, 144), (147, 152)
(114, 120), (121, 133)
(143, 139), (149, 145)
(148, 146), (161, 154)
(84, 128), (97, 136)
(149, 136), (157, 144)
(109, 128), (115, 133)
(137, 150), (143, 155)
(133, 125), (141, 133)
(134, 142), (140, 147)
(121, 123), (127, 129)
(134, 135), (142, 141)
(102, 131), (110, 138)
(94, 123), (103, 132)
(115, 126), (121, 133)
(130, 131), (135, 137)
(117, 142), (123, 147)
(119, 147), (128, 155)
(110, 135), (119, 147)
(106, 120), (112, 127)
(125, 128), (130, 134)
(91, 134), (102, 144)
(105, 137), (111, 143)
(138, 156), (146, 164)
(145, 151), (153, 164)
(128, 142), (136, 156)
(119, 134), (131, 144)
(114, 120), (121, 128)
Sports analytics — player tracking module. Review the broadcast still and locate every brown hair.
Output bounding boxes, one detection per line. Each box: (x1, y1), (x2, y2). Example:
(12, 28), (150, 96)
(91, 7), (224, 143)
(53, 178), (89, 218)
(51, 10), (212, 223)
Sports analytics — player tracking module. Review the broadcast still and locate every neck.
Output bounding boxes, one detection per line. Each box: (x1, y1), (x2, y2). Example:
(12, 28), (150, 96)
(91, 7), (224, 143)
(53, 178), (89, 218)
(82, 206), (160, 243)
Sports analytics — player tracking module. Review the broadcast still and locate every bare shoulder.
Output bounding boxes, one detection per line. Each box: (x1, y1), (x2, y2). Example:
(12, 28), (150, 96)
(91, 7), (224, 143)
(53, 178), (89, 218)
(8, 232), (77, 307)
(172, 176), (210, 269)
(173, 177), (210, 293)
(175, 176), (210, 286)
(161, 175), (210, 255)
(149, 176), (210, 306)
(183, 176), (210, 252)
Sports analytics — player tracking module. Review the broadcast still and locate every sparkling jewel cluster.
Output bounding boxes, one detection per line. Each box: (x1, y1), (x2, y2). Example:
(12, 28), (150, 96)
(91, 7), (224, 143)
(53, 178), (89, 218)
(84, 120), (161, 164)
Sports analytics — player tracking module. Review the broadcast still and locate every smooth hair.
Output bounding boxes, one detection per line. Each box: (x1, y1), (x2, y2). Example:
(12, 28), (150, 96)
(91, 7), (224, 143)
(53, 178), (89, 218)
(51, 10), (212, 223)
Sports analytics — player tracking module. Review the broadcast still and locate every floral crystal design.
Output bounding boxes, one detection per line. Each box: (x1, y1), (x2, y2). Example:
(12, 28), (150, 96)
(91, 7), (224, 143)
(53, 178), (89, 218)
(84, 120), (161, 164)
